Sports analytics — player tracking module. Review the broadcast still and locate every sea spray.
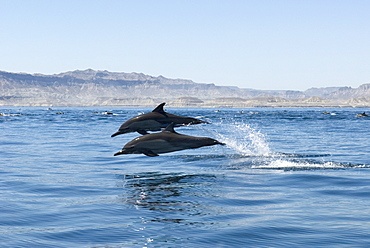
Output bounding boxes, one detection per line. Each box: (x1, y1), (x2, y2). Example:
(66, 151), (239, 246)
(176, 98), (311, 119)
(197, 121), (272, 156)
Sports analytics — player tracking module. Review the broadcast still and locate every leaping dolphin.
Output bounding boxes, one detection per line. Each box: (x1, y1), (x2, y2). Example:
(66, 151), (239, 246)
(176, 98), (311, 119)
(114, 123), (225, 157)
(111, 103), (208, 136)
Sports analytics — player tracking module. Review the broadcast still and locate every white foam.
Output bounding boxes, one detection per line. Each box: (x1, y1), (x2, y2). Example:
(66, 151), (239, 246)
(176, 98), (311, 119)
(253, 159), (343, 169)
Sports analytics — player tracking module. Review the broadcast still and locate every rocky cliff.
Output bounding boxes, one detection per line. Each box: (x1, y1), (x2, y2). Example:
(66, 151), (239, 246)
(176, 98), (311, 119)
(1, 69), (370, 107)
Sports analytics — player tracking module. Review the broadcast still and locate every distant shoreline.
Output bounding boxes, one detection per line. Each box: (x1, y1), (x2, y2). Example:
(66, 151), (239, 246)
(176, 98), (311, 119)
(1, 69), (370, 108)
(1, 103), (369, 109)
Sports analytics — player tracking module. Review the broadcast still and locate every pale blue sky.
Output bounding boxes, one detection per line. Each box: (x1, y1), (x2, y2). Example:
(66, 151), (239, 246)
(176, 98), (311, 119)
(1, 0), (369, 90)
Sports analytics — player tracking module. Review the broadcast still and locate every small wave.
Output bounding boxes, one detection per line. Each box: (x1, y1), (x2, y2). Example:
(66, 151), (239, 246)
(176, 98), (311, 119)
(252, 159), (368, 170)
(278, 153), (331, 158)
(173, 153), (369, 171)
(0, 113), (22, 116)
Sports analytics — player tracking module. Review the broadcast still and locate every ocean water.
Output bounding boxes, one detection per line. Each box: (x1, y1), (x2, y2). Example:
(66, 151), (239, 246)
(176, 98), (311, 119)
(1, 107), (370, 247)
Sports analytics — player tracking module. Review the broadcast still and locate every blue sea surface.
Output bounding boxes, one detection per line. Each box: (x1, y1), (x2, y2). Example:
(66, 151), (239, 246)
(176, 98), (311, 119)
(1, 107), (370, 247)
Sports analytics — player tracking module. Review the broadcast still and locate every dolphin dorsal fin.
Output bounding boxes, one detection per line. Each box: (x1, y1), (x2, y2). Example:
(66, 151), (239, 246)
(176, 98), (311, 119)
(152, 103), (166, 114)
(163, 122), (177, 133)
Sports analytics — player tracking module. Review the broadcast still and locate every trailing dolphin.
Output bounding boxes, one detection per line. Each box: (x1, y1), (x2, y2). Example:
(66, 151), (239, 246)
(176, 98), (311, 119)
(111, 102), (208, 136)
(114, 123), (225, 157)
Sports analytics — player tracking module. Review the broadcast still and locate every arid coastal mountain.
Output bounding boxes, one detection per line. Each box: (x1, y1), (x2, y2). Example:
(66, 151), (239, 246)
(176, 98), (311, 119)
(1, 69), (370, 107)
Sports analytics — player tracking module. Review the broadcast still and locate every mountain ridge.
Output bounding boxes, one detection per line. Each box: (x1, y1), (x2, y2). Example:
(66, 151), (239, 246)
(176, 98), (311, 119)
(1, 69), (370, 107)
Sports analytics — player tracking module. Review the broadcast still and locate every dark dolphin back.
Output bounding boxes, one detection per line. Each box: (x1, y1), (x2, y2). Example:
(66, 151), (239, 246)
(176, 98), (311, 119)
(111, 102), (207, 137)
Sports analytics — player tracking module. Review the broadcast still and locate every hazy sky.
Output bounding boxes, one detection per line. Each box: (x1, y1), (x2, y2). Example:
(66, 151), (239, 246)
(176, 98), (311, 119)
(1, 0), (369, 90)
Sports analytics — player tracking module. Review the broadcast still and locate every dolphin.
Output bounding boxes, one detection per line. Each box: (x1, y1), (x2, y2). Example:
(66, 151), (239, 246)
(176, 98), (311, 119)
(114, 123), (225, 157)
(356, 112), (368, 117)
(111, 102), (208, 136)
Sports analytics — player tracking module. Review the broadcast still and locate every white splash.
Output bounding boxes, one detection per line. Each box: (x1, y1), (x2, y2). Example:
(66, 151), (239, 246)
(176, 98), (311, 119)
(215, 123), (271, 156)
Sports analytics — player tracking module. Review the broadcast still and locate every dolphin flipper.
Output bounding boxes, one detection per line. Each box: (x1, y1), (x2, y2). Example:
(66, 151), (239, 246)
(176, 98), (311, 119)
(137, 130), (149, 135)
(140, 149), (159, 157)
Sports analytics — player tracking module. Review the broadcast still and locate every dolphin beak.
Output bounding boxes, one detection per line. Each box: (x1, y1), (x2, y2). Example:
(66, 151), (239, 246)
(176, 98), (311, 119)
(111, 131), (122, 137)
(111, 128), (130, 137)
(114, 150), (124, 156)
